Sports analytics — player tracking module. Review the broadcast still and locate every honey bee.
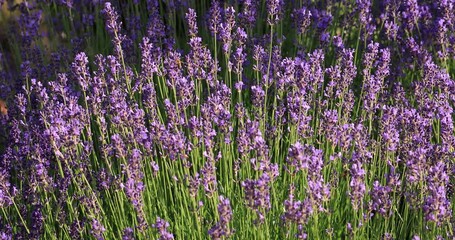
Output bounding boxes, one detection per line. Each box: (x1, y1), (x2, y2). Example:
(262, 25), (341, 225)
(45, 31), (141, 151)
(0, 99), (7, 116)
(176, 58), (182, 68)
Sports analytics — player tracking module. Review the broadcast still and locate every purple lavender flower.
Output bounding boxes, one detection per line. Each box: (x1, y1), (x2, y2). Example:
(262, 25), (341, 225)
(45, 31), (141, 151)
(281, 184), (313, 239)
(434, 94), (455, 149)
(90, 219), (106, 240)
(238, 0), (258, 28)
(253, 44), (267, 77)
(72, 52), (91, 92)
(402, 0), (420, 31)
(207, 1), (222, 36)
(349, 154), (366, 211)
(384, 20), (399, 40)
(369, 181), (392, 217)
(423, 161), (452, 225)
(267, 0), (284, 25)
(122, 149), (145, 208)
(122, 227), (135, 240)
(276, 57), (295, 90)
(187, 172), (201, 198)
(152, 217), (174, 240)
(307, 49), (325, 93)
(185, 37), (216, 87)
(159, 127), (190, 161)
(320, 32), (330, 45)
(200, 151), (219, 196)
(285, 90), (312, 138)
(126, 15), (141, 41)
(321, 109), (339, 144)
(242, 169), (278, 223)
(381, 106), (400, 152)
(203, 83), (232, 138)
(234, 27), (248, 47)
(220, 6), (236, 55)
(102, 2), (121, 35)
(383, 233), (393, 240)
(186, 9), (198, 37)
(242, 174), (270, 222)
(292, 7), (312, 34)
(0, 173), (12, 208)
(232, 46), (246, 75)
(286, 142), (307, 172)
(146, 7), (166, 42)
(338, 49), (357, 102)
(287, 143), (330, 209)
(362, 44), (390, 114)
(140, 37), (161, 81)
(251, 85), (265, 108)
(30, 203), (44, 239)
(102, 2), (125, 57)
(333, 35), (344, 49)
(208, 196), (233, 239)
(406, 146), (429, 185)
(163, 50), (184, 85)
(236, 119), (271, 170)
(306, 148), (330, 208)
(311, 9), (333, 32)
(356, 0), (372, 27)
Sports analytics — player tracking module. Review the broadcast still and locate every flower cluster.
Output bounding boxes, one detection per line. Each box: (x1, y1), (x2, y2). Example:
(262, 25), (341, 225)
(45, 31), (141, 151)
(1, 0), (455, 239)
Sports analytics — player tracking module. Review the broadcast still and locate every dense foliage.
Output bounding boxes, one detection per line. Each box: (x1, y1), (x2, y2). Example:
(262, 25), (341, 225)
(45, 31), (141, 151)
(1, 0), (455, 239)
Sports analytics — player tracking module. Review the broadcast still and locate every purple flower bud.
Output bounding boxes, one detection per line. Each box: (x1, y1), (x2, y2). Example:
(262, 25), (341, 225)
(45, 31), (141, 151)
(239, 0), (258, 28)
(369, 181), (392, 217)
(90, 219), (106, 240)
(267, 0), (284, 25)
(208, 1), (222, 36)
(186, 9), (198, 37)
(349, 155), (366, 211)
(292, 7), (312, 34)
(220, 7), (236, 54)
(102, 2), (121, 35)
(152, 217), (174, 240)
(423, 161), (452, 225)
(122, 227), (135, 240)
(208, 196), (233, 239)
(72, 52), (91, 92)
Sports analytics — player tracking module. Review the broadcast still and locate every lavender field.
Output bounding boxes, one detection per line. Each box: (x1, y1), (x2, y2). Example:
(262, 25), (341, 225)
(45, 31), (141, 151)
(1, 0), (455, 239)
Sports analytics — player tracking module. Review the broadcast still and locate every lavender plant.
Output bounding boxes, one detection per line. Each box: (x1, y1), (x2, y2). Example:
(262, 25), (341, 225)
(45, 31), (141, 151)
(1, 0), (455, 239)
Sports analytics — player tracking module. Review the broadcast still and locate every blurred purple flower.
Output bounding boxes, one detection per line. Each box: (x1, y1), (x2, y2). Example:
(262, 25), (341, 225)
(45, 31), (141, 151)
(90, 219), (106, 240)
(267, 0), (284, 25)
(152, 217), (174, 240)
(208, 196), (233, 239)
